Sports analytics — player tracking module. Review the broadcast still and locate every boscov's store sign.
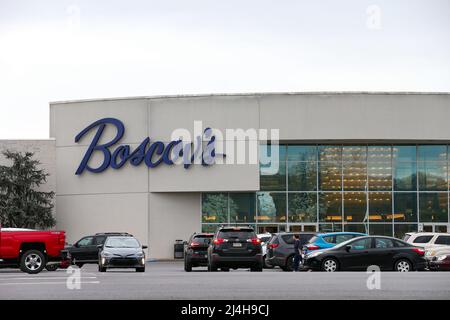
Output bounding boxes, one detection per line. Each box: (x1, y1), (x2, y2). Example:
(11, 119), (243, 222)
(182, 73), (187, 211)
(74, 118), (224, 175)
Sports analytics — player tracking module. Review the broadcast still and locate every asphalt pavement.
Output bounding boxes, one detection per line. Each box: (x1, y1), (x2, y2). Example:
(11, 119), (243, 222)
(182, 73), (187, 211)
(0, 261), (449, 300)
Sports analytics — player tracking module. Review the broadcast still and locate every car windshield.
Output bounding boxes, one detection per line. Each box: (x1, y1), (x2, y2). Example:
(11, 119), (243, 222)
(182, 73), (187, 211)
(193, 235), (213, 244)
(105, 237), (140, 248)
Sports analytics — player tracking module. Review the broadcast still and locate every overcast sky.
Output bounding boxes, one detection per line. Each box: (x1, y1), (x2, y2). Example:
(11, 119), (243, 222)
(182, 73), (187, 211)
(0, 0), (449, 139)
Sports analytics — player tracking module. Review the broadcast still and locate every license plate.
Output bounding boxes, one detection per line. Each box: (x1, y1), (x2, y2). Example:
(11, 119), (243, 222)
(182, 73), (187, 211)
(233, 243), (242, 247)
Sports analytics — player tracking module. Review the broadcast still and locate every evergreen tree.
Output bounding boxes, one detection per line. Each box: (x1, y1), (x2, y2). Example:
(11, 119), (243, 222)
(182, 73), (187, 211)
(0, 150), (55, 229)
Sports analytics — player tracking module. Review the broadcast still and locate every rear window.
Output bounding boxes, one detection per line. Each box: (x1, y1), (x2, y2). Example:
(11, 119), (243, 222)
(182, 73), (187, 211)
(403, 234), (411, 242)
(323, 235), (336, 244)
(218, 229), (255, 240)
(282, 234), (314, 245)
(308, 236), (319, 244)
(269, 236), (279, 245)
(435, 236), (450, 245)
(193, 235), (213, 244)
(336, 234), (355, 244)
(413, 235), (433, 244)
(282, 234), (296, 244)
(259, 236), (271, 243)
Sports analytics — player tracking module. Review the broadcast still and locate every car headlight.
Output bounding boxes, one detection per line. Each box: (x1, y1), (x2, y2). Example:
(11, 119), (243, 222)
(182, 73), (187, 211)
(437, 255), (447, 261)
(135, 252), (144, 257)
(307, 251), (323, 259)
(102, 252), (111, 257)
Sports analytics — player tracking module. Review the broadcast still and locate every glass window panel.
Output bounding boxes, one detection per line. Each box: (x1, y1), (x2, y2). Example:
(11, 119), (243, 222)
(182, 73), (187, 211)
(287, 145), (317, 161)
(368, 162), (392, 191)
(393, 146), (416, 162)
(260, 161), (286, 191)
(393, 162), (417, 191)
(369, 224), (393, 237)
(259, 144), (286, 162)
(319, 224), (343, 233)
(202, 193), (229, 223)
(319, 162), (342, 191)
(319, 192), (342, 222)
(419, 193), (448, 223)
(288, 193), (317, 222)
(394, 193), (418, 222)
(418, 162), (447, 191)
(342, 146), (367, 162)
(394, 224), (418, 239)
(418, 145), (447, 162)
(288, 162), (317, 191)
(201, 224), (220, 233)
(368, 146), (391, 162)
(256, 192), (286, 223)
(343, 162), (367, 191)
(344, 192), (367, 222)
(318, 145), (342, 162)
(343, 223), (369, 234)
(369, 192), (392, 222)
(229, 193), (256, 223)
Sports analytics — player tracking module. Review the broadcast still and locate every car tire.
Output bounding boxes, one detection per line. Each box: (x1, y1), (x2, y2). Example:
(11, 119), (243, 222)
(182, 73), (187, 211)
(45, 264), (58, 272)
(98, 265), (107, 272)
(75, 263), (84, 268)
(321, 257), (339, 272)
(395, 259), (412, 272)
(263, 255), (274, 269)
(20, 250), (47, 274)
(136, 267), (145, 272)
(251, 265), (263, 272)
(221, 267), (230, 272)
(184, 259), (192, 272)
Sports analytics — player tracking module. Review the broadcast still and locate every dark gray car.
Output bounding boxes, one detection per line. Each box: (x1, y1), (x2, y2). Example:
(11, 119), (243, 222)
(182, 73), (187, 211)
(266, 232), (316, 271)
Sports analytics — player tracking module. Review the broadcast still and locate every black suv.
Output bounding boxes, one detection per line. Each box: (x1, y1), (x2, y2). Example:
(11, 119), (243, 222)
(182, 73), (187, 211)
(67, 232), (132, 267)
(266, 232), (316, 271)
(184, 233), (214, 271)
(207, 226), (263, 272)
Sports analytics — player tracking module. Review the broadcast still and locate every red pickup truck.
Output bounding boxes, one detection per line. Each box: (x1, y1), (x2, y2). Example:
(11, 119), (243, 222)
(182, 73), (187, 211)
(0, 227), (67, 274)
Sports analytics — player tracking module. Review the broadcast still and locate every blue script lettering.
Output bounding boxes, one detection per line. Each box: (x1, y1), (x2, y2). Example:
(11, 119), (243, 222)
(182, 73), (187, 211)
(74, 118), (222, 175)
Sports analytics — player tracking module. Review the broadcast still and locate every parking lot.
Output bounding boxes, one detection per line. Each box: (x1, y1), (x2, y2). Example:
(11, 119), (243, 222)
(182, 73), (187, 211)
(0, 261), (449, 300)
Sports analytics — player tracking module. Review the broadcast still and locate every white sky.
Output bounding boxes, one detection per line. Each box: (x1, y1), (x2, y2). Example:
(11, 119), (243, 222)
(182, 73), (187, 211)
(0, 0), (449, 139)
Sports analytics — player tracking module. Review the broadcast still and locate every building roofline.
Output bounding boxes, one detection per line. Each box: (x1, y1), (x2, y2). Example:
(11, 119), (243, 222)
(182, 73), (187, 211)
(49, 91), (450, 105)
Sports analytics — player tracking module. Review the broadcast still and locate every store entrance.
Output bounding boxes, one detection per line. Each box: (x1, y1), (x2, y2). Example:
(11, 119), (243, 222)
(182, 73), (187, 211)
(288, 224), (318, 232)
(422, 224), (448, 233)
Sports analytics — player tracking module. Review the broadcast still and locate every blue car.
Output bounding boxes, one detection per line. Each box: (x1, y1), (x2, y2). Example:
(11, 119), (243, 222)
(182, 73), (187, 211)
(302, 232), (367, 256)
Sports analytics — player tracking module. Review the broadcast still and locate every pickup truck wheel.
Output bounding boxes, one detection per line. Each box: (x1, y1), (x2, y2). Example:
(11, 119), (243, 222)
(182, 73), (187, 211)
(45, 264), (58, 271)
(20, 250), (46, 274)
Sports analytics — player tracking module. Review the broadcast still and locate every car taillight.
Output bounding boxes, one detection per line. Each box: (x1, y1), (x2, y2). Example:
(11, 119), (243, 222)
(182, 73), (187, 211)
(247, 238), (261, 245)
(58, 235), (65, 245)
(268, 243), (279, 249)
(190, 242), (200, 247)
(306, 244), (320, 250)
(412, 248), (425, 256)
(213, 238), (226, 245)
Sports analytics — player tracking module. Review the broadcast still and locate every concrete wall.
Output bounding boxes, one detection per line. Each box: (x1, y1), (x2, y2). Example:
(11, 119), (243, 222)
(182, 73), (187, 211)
(48, 92), (450, 259)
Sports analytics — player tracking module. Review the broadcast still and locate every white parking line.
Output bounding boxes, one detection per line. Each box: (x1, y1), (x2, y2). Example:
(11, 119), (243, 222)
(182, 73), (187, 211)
(0, 281), (100, 285)
(0, 277), (97, 281)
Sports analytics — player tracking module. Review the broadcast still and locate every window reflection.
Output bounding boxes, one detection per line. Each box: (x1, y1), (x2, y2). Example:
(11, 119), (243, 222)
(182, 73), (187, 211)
(318, 146), (342, 162)
(393, 162), (417, 191)
(368, 162), (392, 191)
(368, 192), (392, 222)
(256, 192), (286, 223)
(419, 193), (448, 222)
(344, 192), (367, 222)
(368, 146), (391, 162)
(418, 162), (447, 191)
(288, 193), (317, 222)
(288, 162), (317, 191)
(343, 146), (367, 162)
(418, 145), (447, 162)
(319, 192), (342, 222)
(393, 146), (416, 162)
(202, 193), (229, 223)
(260, 161), (286, 191)
(319, 162), (341, 191)
(287, 145), (317, 161)
(229, 193), (256, 223)
(369, 224), (393, 236)
(343, 162), (367, 190)
(394, 193), (417, 222)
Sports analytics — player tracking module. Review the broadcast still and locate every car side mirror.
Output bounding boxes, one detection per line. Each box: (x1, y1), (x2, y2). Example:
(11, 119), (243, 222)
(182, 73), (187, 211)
(142, 245), (148, 249)
(97, 244), (103, 249)
(345, 245), (352, 252)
